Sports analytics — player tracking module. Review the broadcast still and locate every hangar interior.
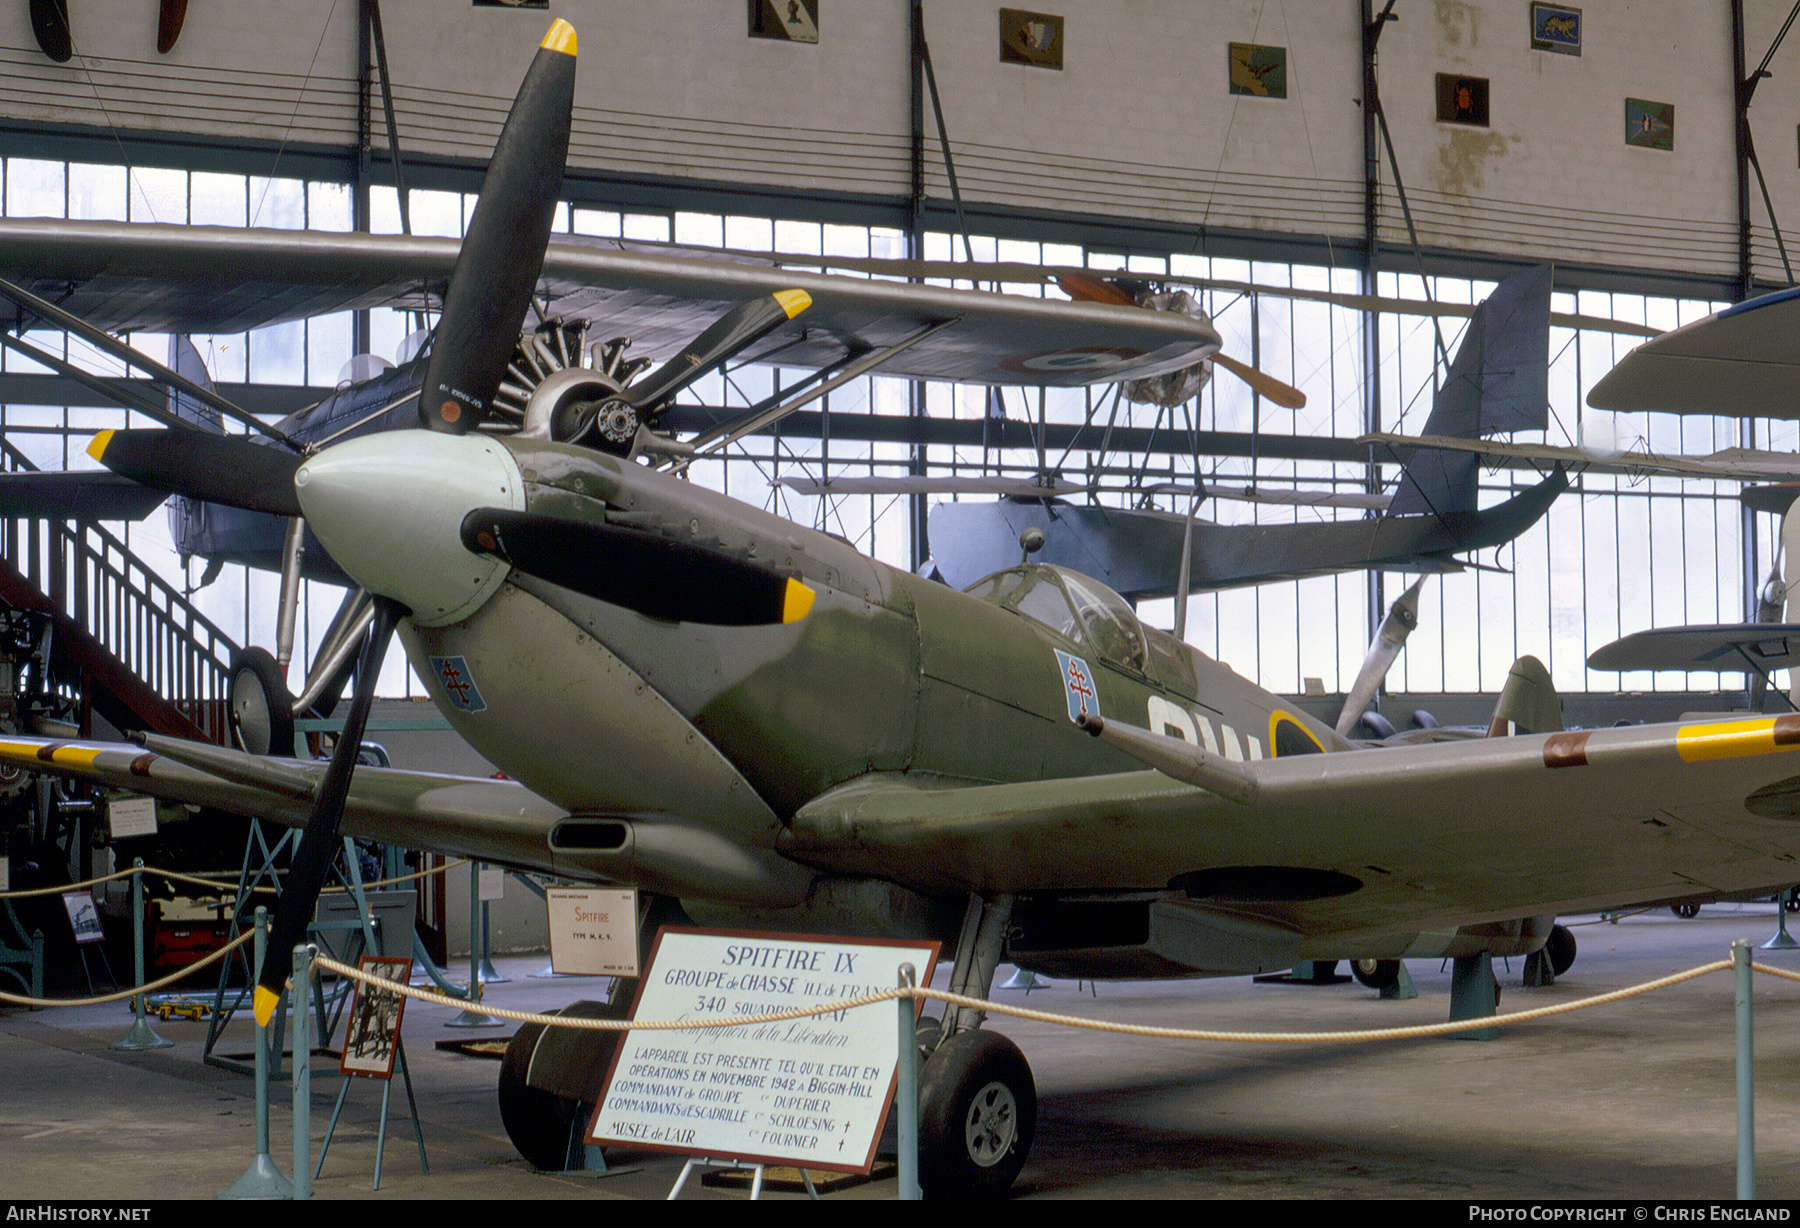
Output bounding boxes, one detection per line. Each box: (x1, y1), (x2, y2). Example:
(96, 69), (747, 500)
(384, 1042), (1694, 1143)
(1, 0), (1795, 714)
(4, 0), (1800, 1203)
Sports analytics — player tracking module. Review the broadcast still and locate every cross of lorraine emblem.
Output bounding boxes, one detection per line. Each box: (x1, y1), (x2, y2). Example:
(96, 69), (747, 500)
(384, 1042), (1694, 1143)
(1054, 650), (1098, 724)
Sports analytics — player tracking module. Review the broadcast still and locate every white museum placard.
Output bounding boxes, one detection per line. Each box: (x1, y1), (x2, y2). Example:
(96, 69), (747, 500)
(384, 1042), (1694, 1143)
(478, 866), (505, 902)
(107, 795), (157, 839)
(546, 887), (638, 977)
(586, 927), (940, 1173)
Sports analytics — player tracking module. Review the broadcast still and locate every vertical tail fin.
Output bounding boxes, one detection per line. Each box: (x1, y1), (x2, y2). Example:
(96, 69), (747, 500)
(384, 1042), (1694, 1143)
(1487, 655), (1563, 737)
(1388, 265), (1552, 520)
(165, 336), (222, 433)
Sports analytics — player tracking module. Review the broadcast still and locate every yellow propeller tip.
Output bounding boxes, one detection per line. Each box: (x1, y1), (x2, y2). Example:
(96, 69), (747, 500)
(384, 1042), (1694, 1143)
(542, 18), (576, 56)
(87, 429), (114, 464)
(253, 984), (279, 1028)
(782, 579), (816, 623)
(775, 289), (812, 320)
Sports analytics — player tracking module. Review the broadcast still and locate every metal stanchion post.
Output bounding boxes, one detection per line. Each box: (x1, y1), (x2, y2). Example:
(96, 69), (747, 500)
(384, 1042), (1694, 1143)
(112, 859), (170, 1050)
(448, 861), (499, 1028)
(897, 964), (920, 1200)
(219, 907), (292, 1199)
(1735, 938), (1755, 1201)
(293, 944), (316, 1201)
(480, 893), (506, 983)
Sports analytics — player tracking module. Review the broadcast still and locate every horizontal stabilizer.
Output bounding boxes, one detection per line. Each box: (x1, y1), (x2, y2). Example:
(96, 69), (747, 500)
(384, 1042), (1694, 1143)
(1588, 625), (1800, 674)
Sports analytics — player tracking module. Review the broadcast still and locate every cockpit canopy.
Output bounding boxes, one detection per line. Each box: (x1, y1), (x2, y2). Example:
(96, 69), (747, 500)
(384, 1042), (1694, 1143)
(965, 564), (1148, 673)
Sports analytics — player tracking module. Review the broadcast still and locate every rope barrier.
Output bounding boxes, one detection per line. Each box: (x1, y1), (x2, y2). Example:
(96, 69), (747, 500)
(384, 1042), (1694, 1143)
(0, 858), (471, 902)
(0, 936), (1773, 1049)
(1750, 960), (1800, 984)
(0, 927), (253, 1007)
(310, 950), (1739, 1045)
(0, 866), (140, 899)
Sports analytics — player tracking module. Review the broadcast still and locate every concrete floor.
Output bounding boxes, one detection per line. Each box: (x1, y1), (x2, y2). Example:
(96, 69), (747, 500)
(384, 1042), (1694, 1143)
(4, 903), (1799, 1201)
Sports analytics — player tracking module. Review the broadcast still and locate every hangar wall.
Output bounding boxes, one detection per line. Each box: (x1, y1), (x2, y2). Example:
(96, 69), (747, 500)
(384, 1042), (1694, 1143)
(2, 1), (1796, 287)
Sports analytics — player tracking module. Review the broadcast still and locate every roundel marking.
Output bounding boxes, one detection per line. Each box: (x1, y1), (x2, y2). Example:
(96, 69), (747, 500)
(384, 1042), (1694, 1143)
(999, 346), (1146, 376)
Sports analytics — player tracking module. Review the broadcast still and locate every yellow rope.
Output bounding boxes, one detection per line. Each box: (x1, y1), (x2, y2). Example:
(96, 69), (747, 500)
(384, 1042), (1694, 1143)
(0, 939), (1762, 1046)
(0, 928), (254, 1007)
(1750, 960), (1800, 983)
(0, 858), (471, 900)
(308, 952), (1737, 1044)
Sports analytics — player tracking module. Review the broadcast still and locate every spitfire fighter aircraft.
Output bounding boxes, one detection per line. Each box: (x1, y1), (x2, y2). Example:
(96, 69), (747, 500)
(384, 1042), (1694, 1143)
(15, 20), (1800, 1200)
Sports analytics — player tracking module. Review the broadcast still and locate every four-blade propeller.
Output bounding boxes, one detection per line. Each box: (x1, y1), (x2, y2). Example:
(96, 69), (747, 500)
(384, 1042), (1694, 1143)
(255, 18), (579, 1025)
(48, 19), (1289, 1024)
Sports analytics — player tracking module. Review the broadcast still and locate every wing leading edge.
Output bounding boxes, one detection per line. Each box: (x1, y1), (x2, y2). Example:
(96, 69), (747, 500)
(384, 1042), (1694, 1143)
(0, 735), (569, 874)
(785, 714), (1800, 946)
(0, 219), (1219, 387)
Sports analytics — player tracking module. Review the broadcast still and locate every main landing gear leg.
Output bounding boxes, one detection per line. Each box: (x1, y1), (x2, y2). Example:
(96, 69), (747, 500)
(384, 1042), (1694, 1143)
(918, 892), (1035, 1200)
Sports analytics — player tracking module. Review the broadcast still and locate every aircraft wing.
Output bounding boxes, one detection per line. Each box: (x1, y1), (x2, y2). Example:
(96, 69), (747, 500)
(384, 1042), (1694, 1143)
(1361, 431), (1800, 484)
(0, 735), (569, 874)
(786, 716), (1800, 948)
(1587, 624), (1800, 673)
(0, 219), (1219, 387)
(1588, 286), (1800, 417)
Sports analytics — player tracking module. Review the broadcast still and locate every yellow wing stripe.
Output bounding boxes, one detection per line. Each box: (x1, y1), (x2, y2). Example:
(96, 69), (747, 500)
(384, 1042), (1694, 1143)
(0, 739), (105, 769)
(87, 429), (115, 464)
(1676, 715), (1800, 762)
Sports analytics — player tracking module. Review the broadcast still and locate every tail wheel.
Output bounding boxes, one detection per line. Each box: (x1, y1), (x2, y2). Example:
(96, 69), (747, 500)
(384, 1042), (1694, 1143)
(497, 998), (626, 1171)
(1546, 924), (1578, 976)
(1351, 958), (1400, 990)
(229, 647), (294, 757)
(918, 1030), (1036, 1200)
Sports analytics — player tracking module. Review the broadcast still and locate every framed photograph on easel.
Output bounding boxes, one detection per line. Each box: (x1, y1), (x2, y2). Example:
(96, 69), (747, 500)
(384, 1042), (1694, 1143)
(339, 956), (412, 1079)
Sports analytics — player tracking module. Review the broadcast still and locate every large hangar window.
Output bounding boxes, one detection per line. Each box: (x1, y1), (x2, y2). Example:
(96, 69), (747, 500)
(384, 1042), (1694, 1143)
(0, 154), (1764, 704)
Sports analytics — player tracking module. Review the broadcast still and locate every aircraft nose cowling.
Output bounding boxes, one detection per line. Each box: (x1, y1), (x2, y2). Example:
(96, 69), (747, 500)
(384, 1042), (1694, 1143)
(295, 431), (525, 627)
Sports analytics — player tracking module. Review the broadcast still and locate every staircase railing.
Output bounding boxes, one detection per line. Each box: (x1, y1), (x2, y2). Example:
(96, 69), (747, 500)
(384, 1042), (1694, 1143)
(0, 436), (239, 745)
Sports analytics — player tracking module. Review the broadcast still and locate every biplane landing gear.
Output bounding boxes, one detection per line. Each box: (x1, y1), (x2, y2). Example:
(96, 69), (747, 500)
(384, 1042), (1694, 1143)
(228, 647), (293, 757)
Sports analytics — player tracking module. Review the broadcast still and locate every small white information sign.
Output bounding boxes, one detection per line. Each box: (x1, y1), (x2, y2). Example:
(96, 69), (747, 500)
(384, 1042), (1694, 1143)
(546, 887), (638, 977)
(107, 796), (157, 839)
(587, 927), (939, 1173)
(478, 866), (505, 902)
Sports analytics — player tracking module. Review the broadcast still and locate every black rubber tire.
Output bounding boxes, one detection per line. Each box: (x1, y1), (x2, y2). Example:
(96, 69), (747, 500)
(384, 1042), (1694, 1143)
(918, 1030), (1036, 1200)
(1546, 924), (1578, 976)
(1351, 958), (1401, 990)
(497, 999), (626, 1171)
(229, 647), (294, 757)
(1671, 903), (1701, 919)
